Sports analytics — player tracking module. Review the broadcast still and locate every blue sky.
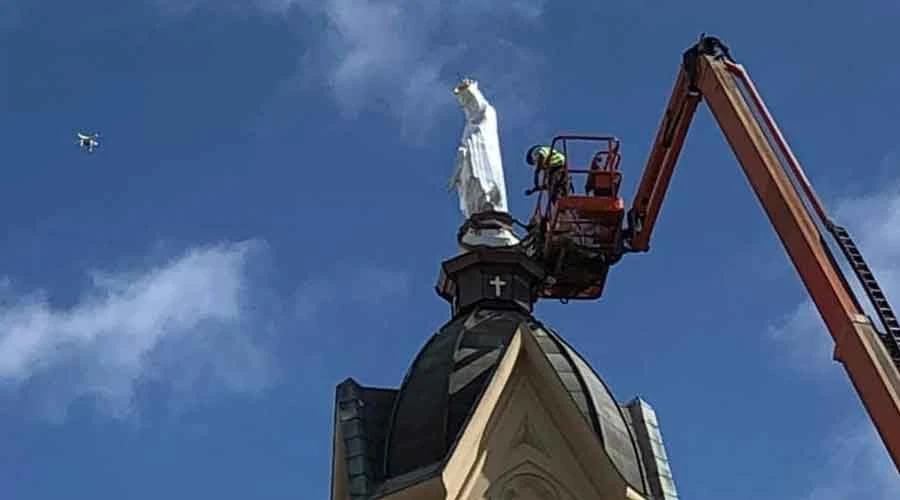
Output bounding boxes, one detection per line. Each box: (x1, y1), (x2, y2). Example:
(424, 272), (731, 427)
(1, 0), (899, 498)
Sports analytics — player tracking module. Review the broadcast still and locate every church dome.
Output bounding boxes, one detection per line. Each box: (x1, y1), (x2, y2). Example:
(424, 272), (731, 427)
(382, 306), (645, 493)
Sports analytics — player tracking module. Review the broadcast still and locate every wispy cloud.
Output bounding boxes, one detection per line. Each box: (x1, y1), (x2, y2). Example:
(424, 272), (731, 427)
(766, 301), (833, 377)
(149, 0), (547, 136)
(767, 175), (900, 372)
(304, 0), (548, 134)
(766, 166), (900, 496)
(0, 241), (273, 420)
(0, 239), (412, 422)
(804, 418), (900, 500)
(294, 264), (410, 321)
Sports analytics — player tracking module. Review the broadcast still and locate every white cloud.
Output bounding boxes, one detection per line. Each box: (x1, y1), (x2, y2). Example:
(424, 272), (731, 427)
(294, 264), (410, 320)
(767, 166), (900, 497)
(767, 176), (900, 371)
(804, 418), (900, 500)
(0, 238), (414, 421)
(0, 240), (273, 420)
(148, 0), (546, 135)
(310, 0), (547, 132)
(766, 301), (834, 377)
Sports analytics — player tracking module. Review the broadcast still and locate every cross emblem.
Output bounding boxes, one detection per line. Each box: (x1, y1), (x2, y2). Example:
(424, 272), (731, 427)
(489, 276), (507, 297)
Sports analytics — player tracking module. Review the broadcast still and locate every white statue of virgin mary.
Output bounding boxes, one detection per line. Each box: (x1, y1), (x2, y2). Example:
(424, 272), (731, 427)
(448, 79), (520, 248)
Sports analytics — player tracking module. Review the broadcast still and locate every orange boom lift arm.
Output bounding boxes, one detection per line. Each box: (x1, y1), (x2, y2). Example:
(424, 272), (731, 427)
(623, 35), (900, 470)
(527, 35), (900, 468)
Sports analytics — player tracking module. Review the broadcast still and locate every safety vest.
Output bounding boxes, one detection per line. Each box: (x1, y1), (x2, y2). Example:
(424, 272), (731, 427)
(536, 146), (566, 168)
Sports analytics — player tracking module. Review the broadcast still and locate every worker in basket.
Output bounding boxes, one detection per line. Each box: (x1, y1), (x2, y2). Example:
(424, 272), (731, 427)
(585, 152), (618, 196)
(525, 145), (570, 203)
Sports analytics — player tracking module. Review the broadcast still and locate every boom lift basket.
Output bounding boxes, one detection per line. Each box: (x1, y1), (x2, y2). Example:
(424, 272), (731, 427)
(530, 135), (626, 300)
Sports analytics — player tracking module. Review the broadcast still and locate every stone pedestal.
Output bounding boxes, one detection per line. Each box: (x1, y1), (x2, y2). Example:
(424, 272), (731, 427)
(436, 246), (545, 315)
(456, 211), (522, 252)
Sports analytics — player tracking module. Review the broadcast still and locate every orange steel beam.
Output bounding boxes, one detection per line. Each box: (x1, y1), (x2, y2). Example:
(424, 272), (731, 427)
(626, 37), (900, 470)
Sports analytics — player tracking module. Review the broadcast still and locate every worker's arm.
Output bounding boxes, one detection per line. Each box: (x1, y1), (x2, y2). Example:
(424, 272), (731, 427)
(624, 36), (900, 470)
